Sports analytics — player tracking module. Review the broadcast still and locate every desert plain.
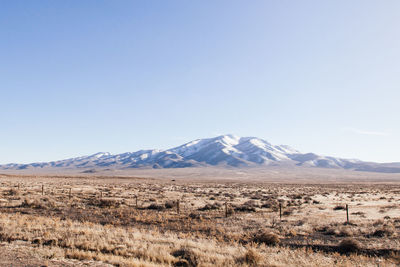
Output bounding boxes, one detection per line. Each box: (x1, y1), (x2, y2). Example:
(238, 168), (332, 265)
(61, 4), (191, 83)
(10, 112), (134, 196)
(0, 167), (399, 266)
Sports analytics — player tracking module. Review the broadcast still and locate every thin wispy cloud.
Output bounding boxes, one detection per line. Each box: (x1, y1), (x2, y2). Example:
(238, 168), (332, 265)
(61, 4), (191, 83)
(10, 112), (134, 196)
(343, 127), (390, 136)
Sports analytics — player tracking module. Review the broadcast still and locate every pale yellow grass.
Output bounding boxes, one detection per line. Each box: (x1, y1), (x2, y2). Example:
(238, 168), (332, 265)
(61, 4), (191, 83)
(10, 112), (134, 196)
(0, 212), (397, 267)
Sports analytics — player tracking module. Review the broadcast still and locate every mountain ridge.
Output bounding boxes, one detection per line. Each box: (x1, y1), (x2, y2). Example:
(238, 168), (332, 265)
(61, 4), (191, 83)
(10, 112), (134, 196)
(1, 135), (399, 173)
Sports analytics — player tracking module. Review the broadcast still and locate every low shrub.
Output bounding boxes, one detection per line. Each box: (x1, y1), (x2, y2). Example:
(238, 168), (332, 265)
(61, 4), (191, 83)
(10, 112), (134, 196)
(147, 203), (165, 211)
(372, 227), (394, 237)
(338, 238), (361, 253)
(164, 201), (175, 209)
(198, 203), (221, 211)
(172, 248), (199, 267)
(253, 231), (280, 246)
(188, 212), (201, 219)
(333, 205), (345, 210)
(234, 203), (256, 212)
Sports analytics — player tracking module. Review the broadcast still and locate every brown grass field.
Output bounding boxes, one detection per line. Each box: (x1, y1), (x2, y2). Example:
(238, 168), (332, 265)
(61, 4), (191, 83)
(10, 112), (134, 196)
(0, 168), (399, 266)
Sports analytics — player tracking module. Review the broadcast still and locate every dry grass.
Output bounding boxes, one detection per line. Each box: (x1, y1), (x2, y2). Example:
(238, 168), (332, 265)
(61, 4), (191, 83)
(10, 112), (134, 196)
(0, 173), (399, 266)
(0, 211), (396, 266)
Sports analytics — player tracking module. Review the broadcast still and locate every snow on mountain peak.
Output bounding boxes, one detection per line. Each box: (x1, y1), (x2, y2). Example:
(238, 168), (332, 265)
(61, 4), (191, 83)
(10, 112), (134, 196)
(91, 152), (111, 158)
(248, 138), (267, 149)
(2, 134), (396, 173)
(218, 134), (240, 144)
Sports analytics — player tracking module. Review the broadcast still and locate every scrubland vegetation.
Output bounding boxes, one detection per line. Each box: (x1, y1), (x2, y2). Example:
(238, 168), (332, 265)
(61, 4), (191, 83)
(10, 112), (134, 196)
(0, 173), (399, 266)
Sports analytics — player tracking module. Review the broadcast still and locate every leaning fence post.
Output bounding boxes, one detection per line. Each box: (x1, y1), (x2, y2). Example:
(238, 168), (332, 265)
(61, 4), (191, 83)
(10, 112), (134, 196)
(346, 204), (349, 223)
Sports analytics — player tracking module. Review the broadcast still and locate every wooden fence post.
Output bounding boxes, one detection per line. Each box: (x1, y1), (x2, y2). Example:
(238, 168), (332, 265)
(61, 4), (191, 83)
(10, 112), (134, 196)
(69, 188), (72, 199)
(42, 185), (44, 195)
(279, 203), (282, 221)
(225, 202), (228, 218)
(177, 200), (180, 214)
(135, 195), (138, 208)
(346, 204), (349, 223)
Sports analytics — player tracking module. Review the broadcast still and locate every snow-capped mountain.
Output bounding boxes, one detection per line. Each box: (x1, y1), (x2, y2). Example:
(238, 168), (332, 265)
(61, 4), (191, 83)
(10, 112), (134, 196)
(1, 135), (399, 173)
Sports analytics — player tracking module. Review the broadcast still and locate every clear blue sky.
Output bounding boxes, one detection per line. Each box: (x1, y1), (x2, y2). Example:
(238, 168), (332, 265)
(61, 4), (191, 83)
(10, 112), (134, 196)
(1, 1), (399, 164)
